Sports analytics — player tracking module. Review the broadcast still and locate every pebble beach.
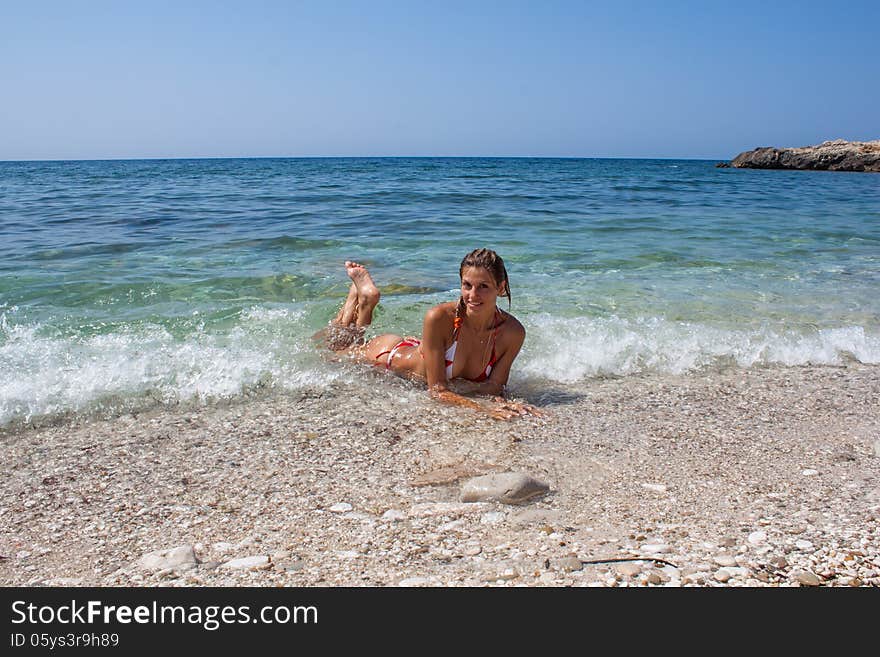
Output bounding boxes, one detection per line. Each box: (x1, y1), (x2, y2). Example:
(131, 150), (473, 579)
(2, 362), (878, 587)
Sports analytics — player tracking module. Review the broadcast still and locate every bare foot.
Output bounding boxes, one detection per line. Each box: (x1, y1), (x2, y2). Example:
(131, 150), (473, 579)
(345, 261), (378, 296)
(345, 261), (380, 326)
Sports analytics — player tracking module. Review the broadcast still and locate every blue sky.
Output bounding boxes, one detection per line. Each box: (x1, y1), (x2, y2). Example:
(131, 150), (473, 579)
(2, 0), (877, 160)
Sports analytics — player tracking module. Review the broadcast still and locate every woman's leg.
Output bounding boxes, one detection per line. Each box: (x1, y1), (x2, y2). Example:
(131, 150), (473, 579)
(333, 282), (360, 327)
(324, 261), (423, 378)
(343, 261), (380, 327)
(357, 333), (406, 364)
(321, 261), (382, 351)
(333, 262), (416, 367)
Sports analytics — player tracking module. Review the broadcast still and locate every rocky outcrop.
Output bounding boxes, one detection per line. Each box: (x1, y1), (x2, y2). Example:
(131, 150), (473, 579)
(718, 139), (880, 172)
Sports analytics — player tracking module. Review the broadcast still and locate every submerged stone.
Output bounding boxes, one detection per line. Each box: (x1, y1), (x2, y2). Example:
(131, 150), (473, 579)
(460, 472), (549, 504)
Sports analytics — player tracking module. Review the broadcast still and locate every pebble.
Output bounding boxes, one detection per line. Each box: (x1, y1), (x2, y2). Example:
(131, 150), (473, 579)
(873, 440), (880, 458)
(795, 540), (814, 550)
(329, 503), (353, 513)
(221, 556), (271, 570)
(646, 572), (663, 585)
(802, 469), (819, 476)
(748, 531), (767, 545)
(438, 519), (466, 532)
(45, 577), (83, 586)
(554, 556), (583, 572)
(460, 472), (549, 504)
(496, 567), (520, 581)
(714, 554), (738, 567)
(793, 571), (821, 586)
(132, 546), (198, 573)
(640, 543), (671, 554)
(661, 566), (680, 579)
(480, 512), (505, 524)
(714, 569), (731, 583)
(641, 483), (667, 493)
(382, 509), (406, 521)
(615, 562), (642, 577)
(398, 577), (428, 587)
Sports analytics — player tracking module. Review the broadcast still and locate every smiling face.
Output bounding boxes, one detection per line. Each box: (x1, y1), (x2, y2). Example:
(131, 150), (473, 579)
(460, 266), (506, 316)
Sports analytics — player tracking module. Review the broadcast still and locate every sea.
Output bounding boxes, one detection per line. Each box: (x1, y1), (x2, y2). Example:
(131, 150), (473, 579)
(1, 157), (878, 427)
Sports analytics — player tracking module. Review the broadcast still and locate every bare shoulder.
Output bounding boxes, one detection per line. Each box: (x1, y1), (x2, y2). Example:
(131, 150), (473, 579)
(424, 302), (456, 323)
(423, 302), (456, 331)
(498, 311), (525, 343)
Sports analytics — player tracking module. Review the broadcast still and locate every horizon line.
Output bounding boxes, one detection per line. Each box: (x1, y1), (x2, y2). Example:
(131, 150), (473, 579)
(1, 154), (727, 164)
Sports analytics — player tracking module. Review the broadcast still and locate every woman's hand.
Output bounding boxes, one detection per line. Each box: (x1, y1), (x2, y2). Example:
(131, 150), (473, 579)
(430, 387), (542, 420)
(489, 397), (544, 420)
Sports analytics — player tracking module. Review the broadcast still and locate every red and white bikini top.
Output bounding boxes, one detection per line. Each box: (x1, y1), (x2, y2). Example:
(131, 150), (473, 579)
(445, 309), (503, 382)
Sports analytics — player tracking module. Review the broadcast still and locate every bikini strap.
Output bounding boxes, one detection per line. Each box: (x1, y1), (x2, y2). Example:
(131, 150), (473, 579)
(488, 309), (501, 365)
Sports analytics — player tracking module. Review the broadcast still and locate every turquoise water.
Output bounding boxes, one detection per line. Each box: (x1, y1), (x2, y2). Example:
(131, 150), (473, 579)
(1, 157), (878, 425)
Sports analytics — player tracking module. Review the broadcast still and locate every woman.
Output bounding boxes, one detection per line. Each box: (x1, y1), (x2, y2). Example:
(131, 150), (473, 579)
(325, 248), (540, 420)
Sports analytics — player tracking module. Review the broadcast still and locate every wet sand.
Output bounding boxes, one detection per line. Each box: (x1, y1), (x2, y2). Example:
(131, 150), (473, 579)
(2, 363), (878, 586)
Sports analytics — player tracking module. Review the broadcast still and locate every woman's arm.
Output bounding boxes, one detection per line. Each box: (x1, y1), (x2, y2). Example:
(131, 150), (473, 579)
(419, 304), (452, 390)
(419, 305), (503, 416)
(421, 308), (540, 419)
(483, 321), (542, 418)
(447, 379), (504, 397)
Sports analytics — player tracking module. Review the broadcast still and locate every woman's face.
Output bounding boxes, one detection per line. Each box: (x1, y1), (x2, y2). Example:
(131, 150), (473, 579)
(460, 266), (504, 314)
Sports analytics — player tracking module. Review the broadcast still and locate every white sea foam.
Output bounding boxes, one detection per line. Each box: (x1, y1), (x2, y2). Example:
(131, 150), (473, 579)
(0, 307), (342, 426)
(2, 307), (878, 426)
(516, 314), (880, 383)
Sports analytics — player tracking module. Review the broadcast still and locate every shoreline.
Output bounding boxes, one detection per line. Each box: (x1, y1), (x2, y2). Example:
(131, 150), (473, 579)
(2, 363), (878, 587)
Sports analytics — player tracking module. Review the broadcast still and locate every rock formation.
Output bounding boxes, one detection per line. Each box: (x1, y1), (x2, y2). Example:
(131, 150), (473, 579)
(717, 139), (880, 172)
